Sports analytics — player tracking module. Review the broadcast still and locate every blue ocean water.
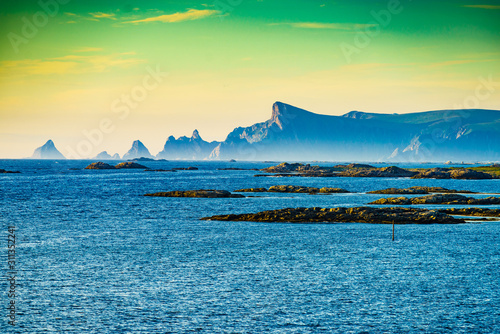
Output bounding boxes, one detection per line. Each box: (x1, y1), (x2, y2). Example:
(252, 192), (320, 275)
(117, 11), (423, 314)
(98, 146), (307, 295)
(1, 160), (500, 333)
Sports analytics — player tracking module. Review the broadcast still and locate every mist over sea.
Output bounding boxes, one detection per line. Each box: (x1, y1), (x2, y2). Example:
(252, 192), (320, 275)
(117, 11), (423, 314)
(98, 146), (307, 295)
(1, 160), (500, 333)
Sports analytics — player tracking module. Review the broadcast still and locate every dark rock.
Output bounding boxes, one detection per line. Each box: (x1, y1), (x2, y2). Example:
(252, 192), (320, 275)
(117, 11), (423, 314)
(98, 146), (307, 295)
(234, 188), (268, 192)
(234, 186), (350, 194)
(339, 166), (418, 177)
(450, 169), (493, 179)
(0, 169), (20, 174)
(411, 168), (451, 179)
(367, 187), (476, 195)
(412, 168), (493, 180)
(409, 186), (476, 194)
(144, 190), (245, 198)
(368, 188), (428, 195)
(268, 185), (320, 193)
(319, 187), (350, 193)
(370, 194), (500, 205)
(115, 162), (148, 169)
(439, 208), (500, 217)
(254, 173), (299, 177)
(171, 167), (198, 171)
(346, 163), (375, 169)
(130, 157), (156, 162)
(217, 168), (259, 171)
(85, 162), (116, 170)
(202, 206), (464, 224)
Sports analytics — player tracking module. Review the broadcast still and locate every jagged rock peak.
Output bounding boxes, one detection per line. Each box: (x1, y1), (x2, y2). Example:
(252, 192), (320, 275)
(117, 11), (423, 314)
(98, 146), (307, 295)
(192, 129), (201, 140)
(123, 140), (153, 159)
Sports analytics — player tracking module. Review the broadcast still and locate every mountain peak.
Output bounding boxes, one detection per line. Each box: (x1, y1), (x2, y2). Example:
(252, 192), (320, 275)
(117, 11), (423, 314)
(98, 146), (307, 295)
(192, 129), (201, 140)
(271, 102), (312, 129)
(123, 140), (153, 159)
(30, 139), (65, 159)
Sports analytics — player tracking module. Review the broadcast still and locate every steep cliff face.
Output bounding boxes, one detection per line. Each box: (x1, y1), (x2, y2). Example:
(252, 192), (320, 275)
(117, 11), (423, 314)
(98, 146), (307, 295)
(208, 102), (500, 162)
(30, 140), (66, 159)
(122, 140), (153, 160)
(156, 130), (219, 160)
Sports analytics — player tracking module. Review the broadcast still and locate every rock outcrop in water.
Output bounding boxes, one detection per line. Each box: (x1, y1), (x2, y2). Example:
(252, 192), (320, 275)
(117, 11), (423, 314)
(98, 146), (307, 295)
(258, 162), (499, 179)
(30, 140), (65, 159)
(367, 187), (476, 194)
(338, 166), (418, 178)
(144, 190), (245, 198)
(202, 207), (464, 224)
(412, 168), (493, 180)
(85, 162), (116, 170)
(234, 185), (350, 194)
(0, 169), (20, 174)
(369, 194), (500, 205)
(115, 162), (148, 169)
(439, 208), (500, 217)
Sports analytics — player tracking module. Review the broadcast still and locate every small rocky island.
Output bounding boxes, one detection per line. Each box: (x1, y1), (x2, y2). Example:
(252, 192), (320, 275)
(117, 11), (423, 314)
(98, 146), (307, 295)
(0, 168), (20, 174)
(202, 207), (465, 224)
(144, 190), (245, 198)
(257, 162), (499, 179)
(85, 161), (148, 169)
(367, 187), (476, 194)
(369, 194), (500, 205)
(235, 185), (350, 194)
(85, 161), (199, 171)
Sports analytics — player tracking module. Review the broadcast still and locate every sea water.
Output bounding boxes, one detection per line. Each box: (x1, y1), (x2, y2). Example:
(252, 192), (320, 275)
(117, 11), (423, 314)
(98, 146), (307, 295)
(1, 160), (500, 333)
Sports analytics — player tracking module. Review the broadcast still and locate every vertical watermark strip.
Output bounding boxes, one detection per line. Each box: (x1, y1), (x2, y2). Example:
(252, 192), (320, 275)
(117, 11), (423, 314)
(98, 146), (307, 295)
(6, 225), (17, 326)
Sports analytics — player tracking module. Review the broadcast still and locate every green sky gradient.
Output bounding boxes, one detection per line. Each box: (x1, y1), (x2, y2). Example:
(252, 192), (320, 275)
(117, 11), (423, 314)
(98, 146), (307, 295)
(0, 0), (499, 158)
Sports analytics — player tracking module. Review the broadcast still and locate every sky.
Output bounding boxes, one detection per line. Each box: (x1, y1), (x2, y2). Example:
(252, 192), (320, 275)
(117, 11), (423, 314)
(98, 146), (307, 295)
(0, 0), (499, 158)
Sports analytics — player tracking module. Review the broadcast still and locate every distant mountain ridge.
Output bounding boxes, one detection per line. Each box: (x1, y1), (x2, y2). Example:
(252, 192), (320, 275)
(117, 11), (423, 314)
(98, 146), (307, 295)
(157, 130), (218, 160)
(28, 103), (500, 162)
(209, 102), (500, 162)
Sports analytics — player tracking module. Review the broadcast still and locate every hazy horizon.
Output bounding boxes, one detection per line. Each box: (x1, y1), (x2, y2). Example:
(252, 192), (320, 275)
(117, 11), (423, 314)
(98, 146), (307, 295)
(1, 0), (499, 158)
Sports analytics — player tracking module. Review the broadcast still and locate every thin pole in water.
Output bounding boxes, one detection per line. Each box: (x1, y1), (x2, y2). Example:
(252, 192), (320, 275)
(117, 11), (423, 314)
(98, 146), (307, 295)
(392, 222), (395, 241)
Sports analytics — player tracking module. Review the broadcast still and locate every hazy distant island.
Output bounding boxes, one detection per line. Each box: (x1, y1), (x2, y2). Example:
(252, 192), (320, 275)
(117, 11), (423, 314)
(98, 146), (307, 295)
(26, 102), (500, 162)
